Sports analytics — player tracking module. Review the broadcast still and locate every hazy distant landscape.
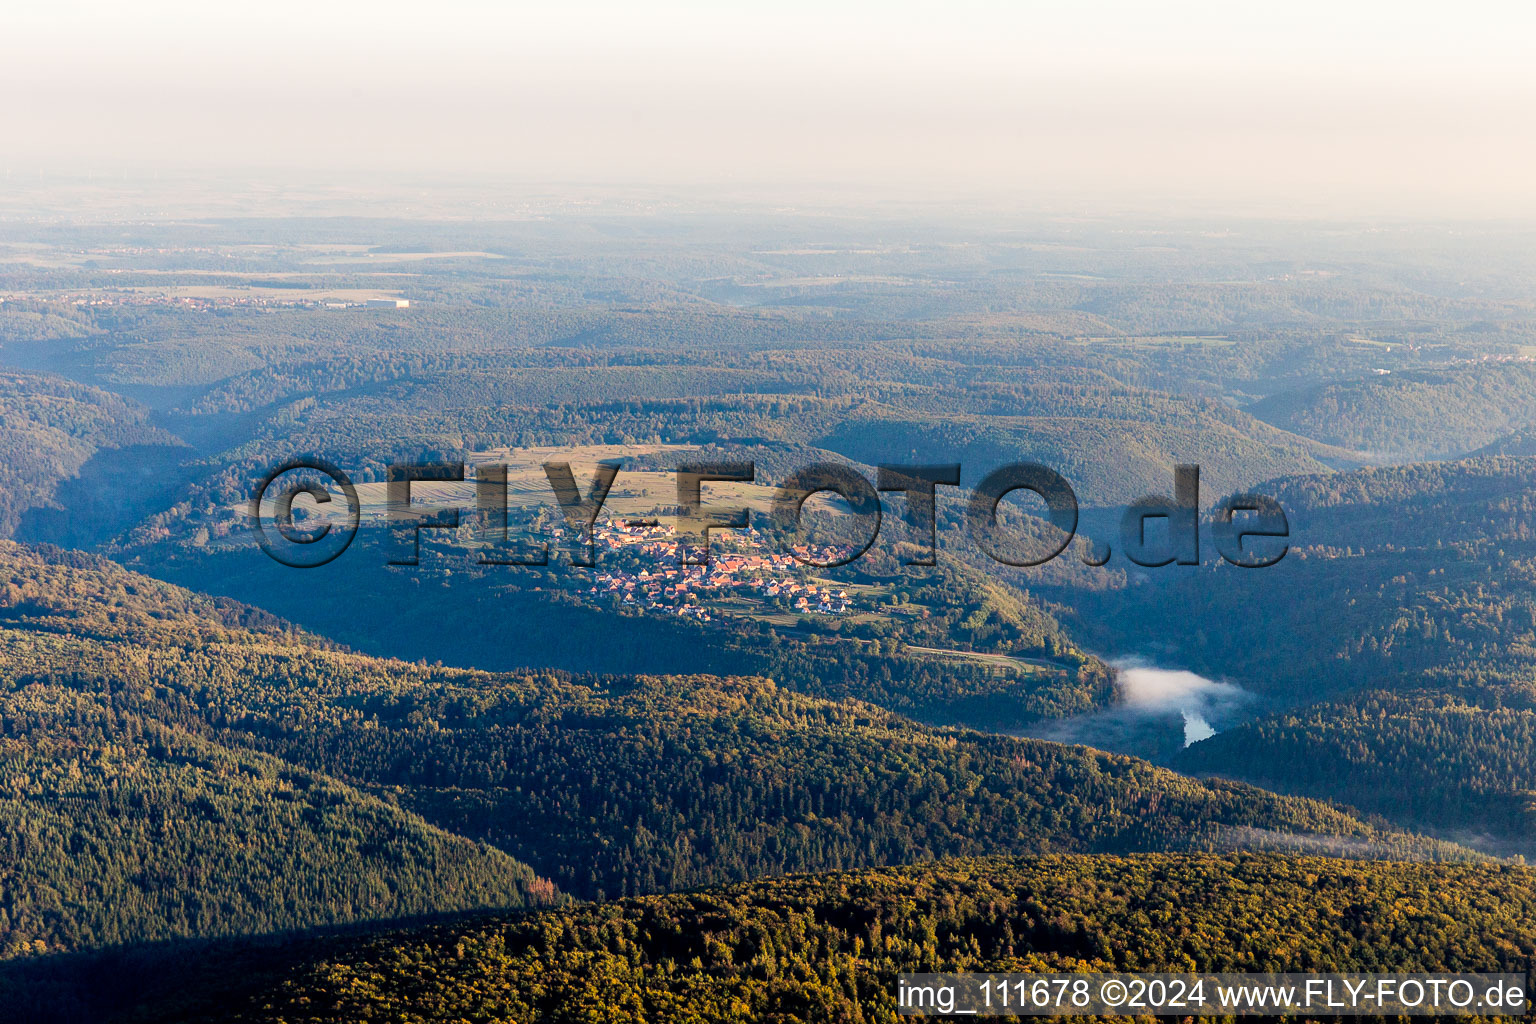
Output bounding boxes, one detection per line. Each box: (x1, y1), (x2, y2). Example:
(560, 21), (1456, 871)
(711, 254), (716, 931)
(8, 1), (1536, 1019)
(5, 195), (1536, 1022)
(3, 212), (1536, 1011)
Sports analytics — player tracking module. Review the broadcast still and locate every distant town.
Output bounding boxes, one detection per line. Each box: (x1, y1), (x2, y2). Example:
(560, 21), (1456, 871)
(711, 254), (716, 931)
(585, 520), (854, 621)
(0, 293), (411, 311)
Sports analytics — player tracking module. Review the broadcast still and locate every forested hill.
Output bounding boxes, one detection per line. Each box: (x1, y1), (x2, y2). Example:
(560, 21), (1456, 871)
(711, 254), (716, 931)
(1062, 456), (1536, 851)
(176, 356), (1348, 510)
(0, 371), (183, 540)
(1068, 456), (1536, 702)
(0, 542), (560, 956)
(34, 854), (1536, 1024)
(812, 369), (1349, 508)
(1473, 427), (1536, 457)
(1177, 690), (1536, 848)
(1245, 363), (1536, 461)
(0, 542), (317, 644)
(0, 540), (1471, 966)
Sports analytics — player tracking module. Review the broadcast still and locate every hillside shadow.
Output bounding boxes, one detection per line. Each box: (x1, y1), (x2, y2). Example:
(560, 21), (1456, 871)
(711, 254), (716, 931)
(0, 906), (536, 1024)
(16, 443), (193, 550)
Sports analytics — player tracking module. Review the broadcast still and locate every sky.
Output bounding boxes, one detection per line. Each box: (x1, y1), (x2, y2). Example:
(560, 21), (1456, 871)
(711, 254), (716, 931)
(6, 1), (1535, 217)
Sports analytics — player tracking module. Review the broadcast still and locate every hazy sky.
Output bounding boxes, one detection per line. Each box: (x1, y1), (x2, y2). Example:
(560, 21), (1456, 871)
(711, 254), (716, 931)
(7, 0), (1535, 216)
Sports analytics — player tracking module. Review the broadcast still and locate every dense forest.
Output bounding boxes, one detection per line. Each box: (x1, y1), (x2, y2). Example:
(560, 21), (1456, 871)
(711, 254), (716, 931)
(0, 371), (182, 539)
(16, 853), (1536, 1023)
(1178, 690), (1536, 843)
(1064, 457), (1536, 847)
(1247, 364), (1536, 460)
(0, 540), (1462, 955)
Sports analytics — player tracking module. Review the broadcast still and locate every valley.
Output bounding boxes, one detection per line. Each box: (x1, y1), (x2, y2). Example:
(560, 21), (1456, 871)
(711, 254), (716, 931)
(3, 214), (1536, 1020)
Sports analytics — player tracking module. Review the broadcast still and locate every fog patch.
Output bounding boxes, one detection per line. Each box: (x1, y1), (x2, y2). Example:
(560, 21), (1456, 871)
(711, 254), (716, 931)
(1115, 662), (1251, 747)
(1018, 659), (1255, 759)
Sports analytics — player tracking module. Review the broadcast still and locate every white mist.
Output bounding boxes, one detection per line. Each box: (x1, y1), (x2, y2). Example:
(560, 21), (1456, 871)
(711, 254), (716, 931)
(1113, 662), (1250, 747)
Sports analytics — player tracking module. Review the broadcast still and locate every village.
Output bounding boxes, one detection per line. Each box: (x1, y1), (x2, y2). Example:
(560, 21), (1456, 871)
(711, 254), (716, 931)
(585, 519), (854, 621)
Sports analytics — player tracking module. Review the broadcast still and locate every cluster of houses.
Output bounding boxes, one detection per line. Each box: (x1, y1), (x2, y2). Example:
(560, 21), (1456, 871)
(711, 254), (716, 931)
(57, 293), (270, 310)
(49, 292), (402, 311)
(586, 520), (854, 618)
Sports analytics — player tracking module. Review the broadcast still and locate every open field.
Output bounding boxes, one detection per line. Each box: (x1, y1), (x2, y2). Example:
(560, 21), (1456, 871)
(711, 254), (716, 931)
(904, 643), (1068, 675)
(264, 445), (795, 531)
